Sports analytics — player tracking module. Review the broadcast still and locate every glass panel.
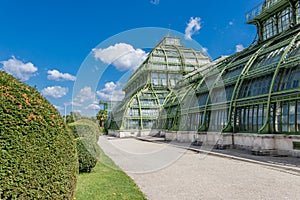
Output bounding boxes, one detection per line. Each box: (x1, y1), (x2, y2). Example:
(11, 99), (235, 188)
(278, 66), (300, 91)
(239, 75), (272, 98)
(168, 65), (180, 71)
(128, 108), (139, 117)
(258, 104), (264, 130)
(211, 88), (226, 103)
(168, 57), (181, 64)
(263, 17), (277, 40)
(222, 64), (245, 80)
(199, 112), (204, 125)
(250, 47), (285, 71)
(286, 41), (300, 59)
(249, 106), (253, 132)
(240, 108), (245, 131)
(127, 120), (140, 129)
(297, 100), (300, 132)
(264, 0), (281, 9)
(253, 106), (258, 132)
(143, 120), (154, 129)
(183, 52), (195, 58)
(166, 50), (179, 57)
(181, 114), (187, 127)
(151, 73), (158, 85)
(275, 102), (281, 132)
(278, 7), (292, 33)
(198, 93), (208, 105)
(245, 107), (249, 131)
(159, 98), (164, 104)
(186, 66), (195, 71)
(160, 73), (167, 86)
(141, 109), (158, 117)
(185, 58), (198, 65)
(282, 102), (288, 132)
(297, 2), (300, 24)
(153, 50), (164, 56)
(290, 101), (296, 132)
(163, 38), (180, 46)
(150, 64), (166, 70)
(152, 56), (165, 63)
(132, 99), (138, 105)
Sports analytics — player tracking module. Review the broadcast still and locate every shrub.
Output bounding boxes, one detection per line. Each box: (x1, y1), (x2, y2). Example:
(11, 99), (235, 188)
(76, 138), (97, 173)
(69, 120), (101, 173)
(0, 71), (78, 199)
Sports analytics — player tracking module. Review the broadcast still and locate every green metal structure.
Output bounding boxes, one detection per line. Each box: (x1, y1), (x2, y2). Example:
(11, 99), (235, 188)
(159, 0), (300, 135)
(108, 0), (300, 138)
(108, 37), (211, 130)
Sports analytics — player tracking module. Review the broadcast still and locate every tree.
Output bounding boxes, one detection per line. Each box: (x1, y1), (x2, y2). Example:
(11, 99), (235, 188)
(66, 111), (82, 123)
(96, 110), (108, 127)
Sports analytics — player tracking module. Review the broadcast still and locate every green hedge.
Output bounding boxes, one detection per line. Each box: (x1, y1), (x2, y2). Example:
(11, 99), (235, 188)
(0, 71), (78, 199)
(69, 120), (101, 173)
(76, 138), (97, 173)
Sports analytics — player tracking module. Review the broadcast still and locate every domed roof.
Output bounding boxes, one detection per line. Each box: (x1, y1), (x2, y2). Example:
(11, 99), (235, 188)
(147, 36), (211, 73)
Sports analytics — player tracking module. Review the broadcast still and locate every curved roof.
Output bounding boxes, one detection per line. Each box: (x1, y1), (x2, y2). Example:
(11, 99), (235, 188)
(147, 37), (211, 72)
(123, 36), (211, 93)
(161, 24), (300, 134)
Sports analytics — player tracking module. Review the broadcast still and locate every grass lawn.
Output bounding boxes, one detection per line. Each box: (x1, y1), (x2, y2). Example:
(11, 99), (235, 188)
(75, 146), (146, 200)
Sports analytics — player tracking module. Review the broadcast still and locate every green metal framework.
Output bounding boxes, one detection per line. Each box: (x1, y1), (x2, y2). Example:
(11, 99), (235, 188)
(108, 0), (300, 135)
(159, 0), (300, 135)
(107, 37), (211, 130)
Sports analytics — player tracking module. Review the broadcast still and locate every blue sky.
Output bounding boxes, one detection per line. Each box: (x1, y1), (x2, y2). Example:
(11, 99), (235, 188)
(0, 0), (263, 116)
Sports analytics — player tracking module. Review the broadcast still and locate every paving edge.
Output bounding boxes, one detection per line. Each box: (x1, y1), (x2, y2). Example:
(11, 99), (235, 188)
(135, 137), (300, 174)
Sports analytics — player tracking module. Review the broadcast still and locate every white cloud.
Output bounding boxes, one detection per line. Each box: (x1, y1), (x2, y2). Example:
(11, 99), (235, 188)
(150, 0), (160, 5)
(0, 56), (38, 81)
(229, 21), (234, 26)
(64, 101), (82, 107)
(87, 103), (101, 110)
(47, 69), (76, 81)
(41, 86), (68, 98)
(92, 43), (148, 71)
(236, 44), (245, 52)
(75, 86), (96, 103)
(54, 105), (64, 111)
(185, 17), (201, 40)
(201, 47), (208, 54)
(97, 81), (125, 101)
(73, 109), (82, 113)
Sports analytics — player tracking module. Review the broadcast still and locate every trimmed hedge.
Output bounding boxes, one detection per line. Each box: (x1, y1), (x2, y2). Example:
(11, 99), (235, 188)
(69, 120), (101, 173)
(0, 71), (78, 199)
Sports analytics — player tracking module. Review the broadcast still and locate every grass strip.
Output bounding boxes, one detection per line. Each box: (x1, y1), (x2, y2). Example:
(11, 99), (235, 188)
(75, 147), (146, 200)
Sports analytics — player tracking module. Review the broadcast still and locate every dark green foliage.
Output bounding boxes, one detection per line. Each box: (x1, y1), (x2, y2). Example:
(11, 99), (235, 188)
(96, 110), (108, 127)
(66, 112), (98, 124)
(76, 138), (97, 173)
(69, 120), (101, 173)
(0, 71), (78, 199)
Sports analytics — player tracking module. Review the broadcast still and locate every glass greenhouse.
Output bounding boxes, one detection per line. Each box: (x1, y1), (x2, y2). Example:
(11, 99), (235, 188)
(108, 37), (211, 131)
(158, 0), (300, 135)
(108, 0), (300, 156)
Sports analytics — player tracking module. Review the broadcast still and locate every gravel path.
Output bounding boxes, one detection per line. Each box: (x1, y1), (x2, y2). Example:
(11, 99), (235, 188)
(99, 136), (300, 200)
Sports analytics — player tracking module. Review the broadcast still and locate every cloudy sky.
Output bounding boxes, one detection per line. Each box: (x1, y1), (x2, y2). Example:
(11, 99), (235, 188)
(0, 0), (262, 116)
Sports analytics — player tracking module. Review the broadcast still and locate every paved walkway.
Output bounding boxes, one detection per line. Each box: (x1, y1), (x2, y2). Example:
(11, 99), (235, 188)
(99, 136), (300, 200)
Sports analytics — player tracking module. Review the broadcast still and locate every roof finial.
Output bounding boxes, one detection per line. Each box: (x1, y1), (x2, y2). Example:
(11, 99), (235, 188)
(167, 24), (171, 37)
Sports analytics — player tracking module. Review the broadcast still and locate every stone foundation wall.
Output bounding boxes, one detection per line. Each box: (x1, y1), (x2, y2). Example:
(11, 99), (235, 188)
(108, 129), (160, 138)
(108, 129), (300, 157)
(163, 130), (300, 157)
